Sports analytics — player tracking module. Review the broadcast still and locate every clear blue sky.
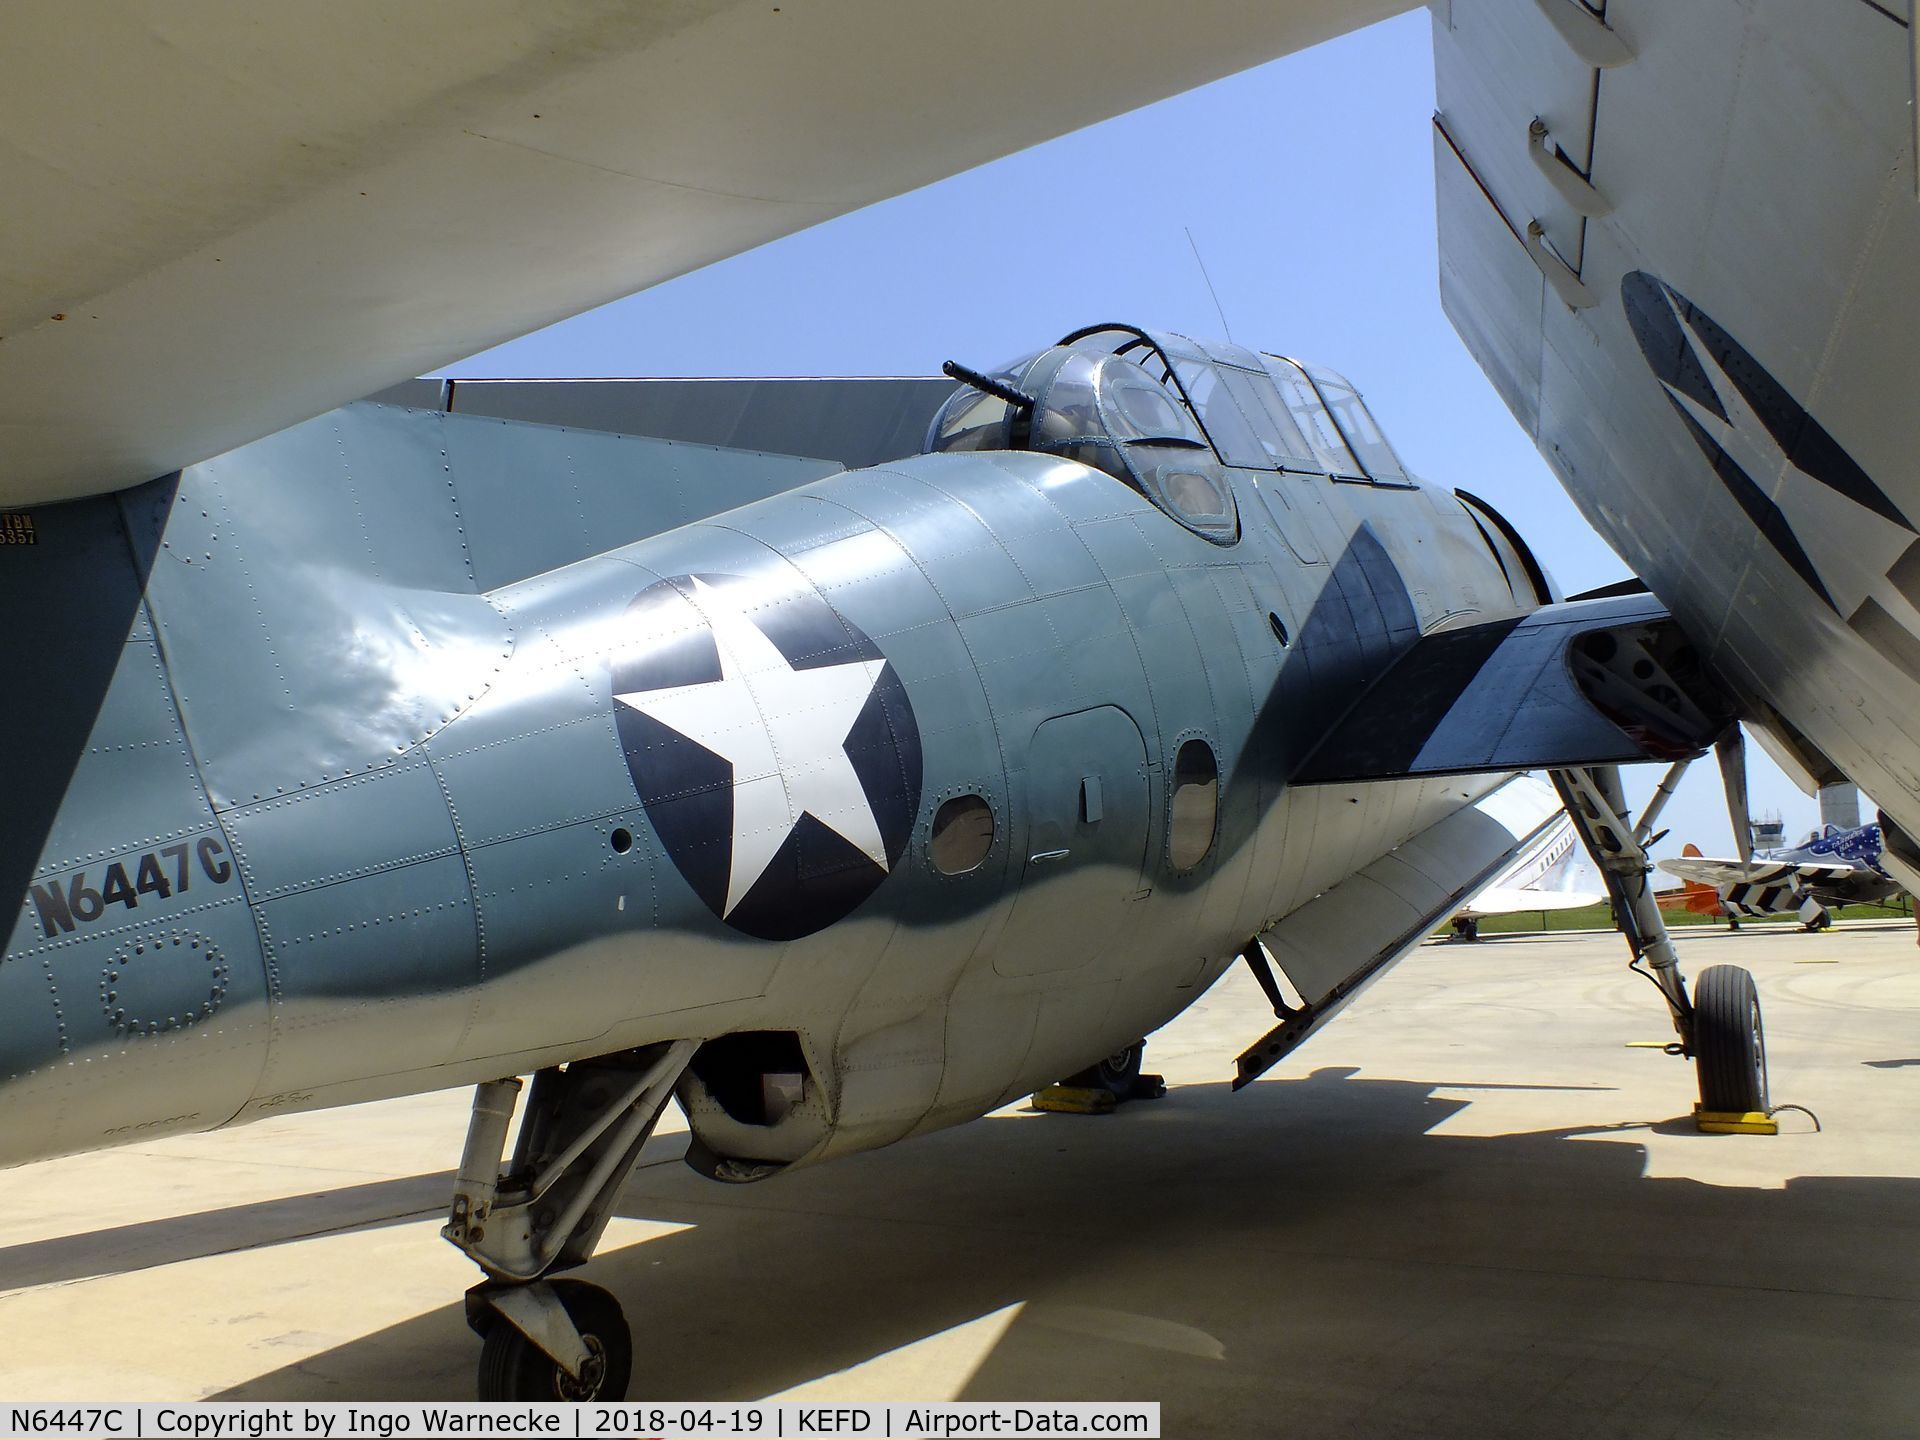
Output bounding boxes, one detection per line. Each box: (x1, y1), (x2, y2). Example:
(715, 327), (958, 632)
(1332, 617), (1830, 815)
(444, 11), (1821, 858)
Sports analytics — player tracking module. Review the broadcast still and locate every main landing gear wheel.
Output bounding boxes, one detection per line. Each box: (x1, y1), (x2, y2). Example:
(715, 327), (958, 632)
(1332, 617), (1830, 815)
(477, 1279), (632, 1401)
(1693, 964), (1769, 1115)
(447, 1044), (694, 1402)
(1039, 1039), (1164, 1110)
(1092, 1043), (1144, 1095)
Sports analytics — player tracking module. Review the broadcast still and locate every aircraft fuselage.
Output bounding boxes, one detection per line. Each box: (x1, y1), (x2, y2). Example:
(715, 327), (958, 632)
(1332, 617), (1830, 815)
(0, 342), (1534, 1176)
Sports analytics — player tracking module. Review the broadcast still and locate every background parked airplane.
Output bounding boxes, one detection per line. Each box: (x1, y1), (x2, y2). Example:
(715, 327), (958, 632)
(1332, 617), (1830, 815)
(1660, 823), (1900, 931)
(1447, 787), (1604, 939)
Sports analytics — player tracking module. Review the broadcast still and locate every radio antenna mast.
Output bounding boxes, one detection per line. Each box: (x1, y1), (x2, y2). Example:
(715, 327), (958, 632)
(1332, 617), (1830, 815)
(1186, 225), (1236, 343)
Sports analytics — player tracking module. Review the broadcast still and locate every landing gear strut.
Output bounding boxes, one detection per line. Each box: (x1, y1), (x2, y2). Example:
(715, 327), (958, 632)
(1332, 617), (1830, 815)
(1551, 762), (1770, 1115)
(444, 1039), (696, 1400)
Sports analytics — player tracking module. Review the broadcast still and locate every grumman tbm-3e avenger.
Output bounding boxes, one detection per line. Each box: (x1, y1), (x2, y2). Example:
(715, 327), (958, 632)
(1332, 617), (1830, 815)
(0, 323), (1756, 1399)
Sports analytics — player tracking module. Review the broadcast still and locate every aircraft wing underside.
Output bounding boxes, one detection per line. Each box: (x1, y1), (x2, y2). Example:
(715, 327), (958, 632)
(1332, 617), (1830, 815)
(1293, 592), (1732, 783)
(1429, 0), (1920, 848)
(0, 0), (1406, 510)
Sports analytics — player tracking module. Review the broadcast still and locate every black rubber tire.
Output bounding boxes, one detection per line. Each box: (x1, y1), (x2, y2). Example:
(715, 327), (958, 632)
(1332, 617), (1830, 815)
(1093, 1042), (1145, 1095)
(1693, 964), (1769, 1114)
(476, 1280), (632, 1401)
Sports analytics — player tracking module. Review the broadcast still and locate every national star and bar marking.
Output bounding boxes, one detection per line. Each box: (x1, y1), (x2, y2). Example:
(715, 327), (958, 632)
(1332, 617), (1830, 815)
(614, 576), (893, 919)
(1660, 304), (1916, 621)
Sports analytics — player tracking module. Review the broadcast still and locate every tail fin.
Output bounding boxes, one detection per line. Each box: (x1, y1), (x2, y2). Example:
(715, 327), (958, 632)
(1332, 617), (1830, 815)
(1683, 879), (1722, 914)
(1672, 843), (1722, 912)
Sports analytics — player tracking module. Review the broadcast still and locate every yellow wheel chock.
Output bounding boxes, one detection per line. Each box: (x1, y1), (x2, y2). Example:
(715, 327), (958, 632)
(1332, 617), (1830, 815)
(1693, 1105), (1778, 1134)
(1031, 1084), (1119, 1114)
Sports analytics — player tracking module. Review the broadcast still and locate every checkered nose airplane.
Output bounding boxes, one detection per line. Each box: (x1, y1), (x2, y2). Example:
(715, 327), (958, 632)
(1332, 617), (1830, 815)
(1660, 823), (1900, 932)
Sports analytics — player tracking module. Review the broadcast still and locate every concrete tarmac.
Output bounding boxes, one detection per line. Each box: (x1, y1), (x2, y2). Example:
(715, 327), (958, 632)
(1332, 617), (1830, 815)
(5, 920), (1920, 1437)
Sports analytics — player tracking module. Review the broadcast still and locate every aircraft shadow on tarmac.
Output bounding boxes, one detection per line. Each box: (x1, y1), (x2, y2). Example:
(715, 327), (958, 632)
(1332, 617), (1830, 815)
(33, 1065), (1916, 1435)
(0, 1171), (457, 1292)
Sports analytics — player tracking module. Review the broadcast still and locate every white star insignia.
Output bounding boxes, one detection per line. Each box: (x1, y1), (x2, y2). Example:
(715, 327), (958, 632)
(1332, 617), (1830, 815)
(1663, 314), (1915, 623)
(615, 578), (892, 917)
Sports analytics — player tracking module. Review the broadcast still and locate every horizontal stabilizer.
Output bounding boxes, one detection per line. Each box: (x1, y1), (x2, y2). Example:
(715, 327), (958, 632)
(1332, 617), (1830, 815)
(1294, 594), (1731, 783)
(373, 376), (954, 471)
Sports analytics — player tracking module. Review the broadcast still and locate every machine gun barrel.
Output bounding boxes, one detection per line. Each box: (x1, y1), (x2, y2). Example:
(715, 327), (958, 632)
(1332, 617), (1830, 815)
(941, 359), (1037, 411)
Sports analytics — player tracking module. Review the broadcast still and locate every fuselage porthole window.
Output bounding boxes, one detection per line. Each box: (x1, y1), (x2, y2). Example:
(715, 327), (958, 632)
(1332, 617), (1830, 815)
(1131, 456), (1239, 544)
(1159, 469), (1232, 526)
(1169, 739), (1219, 870)
(930, 794), (995, 875)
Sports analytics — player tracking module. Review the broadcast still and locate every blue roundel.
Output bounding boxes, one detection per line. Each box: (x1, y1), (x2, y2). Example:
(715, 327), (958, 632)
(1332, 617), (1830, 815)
(610, 573), (922, 941)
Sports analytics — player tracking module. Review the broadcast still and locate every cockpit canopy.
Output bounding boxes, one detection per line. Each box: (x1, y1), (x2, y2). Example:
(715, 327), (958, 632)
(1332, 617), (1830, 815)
(926, 324), (1415, 544)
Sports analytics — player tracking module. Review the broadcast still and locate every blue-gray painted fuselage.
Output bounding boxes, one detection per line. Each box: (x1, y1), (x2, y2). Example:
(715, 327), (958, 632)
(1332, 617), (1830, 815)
(0, 328), (1659, 1181)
